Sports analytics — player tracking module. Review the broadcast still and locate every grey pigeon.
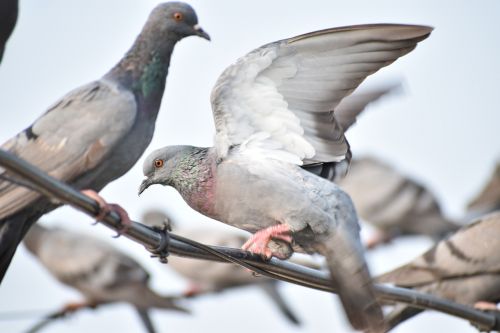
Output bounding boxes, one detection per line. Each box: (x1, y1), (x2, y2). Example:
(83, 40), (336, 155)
(0, 2), (209, 282)
(142, 210), (302, 325)
(139, 24), (432, 332)
(376, 212), (500, 331)
(23, 222), (188, 333)
(467, 162), (500, 217)
(0, 0), (18, 63)
(337, 157), (460, 248)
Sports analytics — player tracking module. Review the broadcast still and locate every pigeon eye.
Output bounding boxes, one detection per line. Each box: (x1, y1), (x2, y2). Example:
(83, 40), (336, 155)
(154, 159), (164, 168)
(173, 12), (183, 21)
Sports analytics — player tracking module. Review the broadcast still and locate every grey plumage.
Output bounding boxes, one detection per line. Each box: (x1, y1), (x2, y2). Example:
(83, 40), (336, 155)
(376, 212), (500, 331)
(0, 2), (209, 282)
(0, 0), (18, 63)
(140, 24), (432, 332)
(142, 210), (302, 325)
(303, 83), (400, 180)
(23, 222), (188, 333)
(338, 157), (460, 247)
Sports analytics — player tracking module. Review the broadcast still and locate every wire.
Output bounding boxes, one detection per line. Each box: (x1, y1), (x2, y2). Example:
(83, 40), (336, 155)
(0, 149), (498, 331)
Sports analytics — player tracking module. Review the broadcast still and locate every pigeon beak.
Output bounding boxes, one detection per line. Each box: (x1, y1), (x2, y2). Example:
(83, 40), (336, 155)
(193, 24), (210, 41)
(138, 177), (153, 196)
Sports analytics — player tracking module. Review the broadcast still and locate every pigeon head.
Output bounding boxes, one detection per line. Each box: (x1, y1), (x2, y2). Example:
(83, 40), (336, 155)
(149, 2), (210, 41)
(139, 145), (209, 195)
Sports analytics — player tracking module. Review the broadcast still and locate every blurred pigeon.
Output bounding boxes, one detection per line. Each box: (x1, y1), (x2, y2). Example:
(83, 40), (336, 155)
(139, 24), (432, 332)
(0, 0), (18, 63)
(467, 162), (500, 217)
(0, 2), (209, 282)
(142, 210), (303, 325)
(337, 157), (460, 248)
(23, 222), (188, 333)
(376, 212), (500, 331)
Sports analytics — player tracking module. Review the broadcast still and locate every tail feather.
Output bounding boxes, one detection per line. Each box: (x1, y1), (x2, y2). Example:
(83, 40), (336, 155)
(322, 228), (385, 332)
(0, 200), (55, 283)
(0, 211), (43, 282)
(259, 281), (301, 326)
(135, 308), (156, 333)
(139, 287), (189, 313)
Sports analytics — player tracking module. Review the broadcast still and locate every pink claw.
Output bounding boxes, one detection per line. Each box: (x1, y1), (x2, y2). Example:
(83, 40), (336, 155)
(242, 224), (292, 260)
(365, 230), (393, 250)
(81, 189), (132, 236)
(183, 284), (203, 298)
(474, 301), (499, 311)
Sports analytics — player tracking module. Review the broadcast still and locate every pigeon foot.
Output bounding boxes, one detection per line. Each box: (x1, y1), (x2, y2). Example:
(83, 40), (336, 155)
(242, 224), (292, 260)
(183, 283), (203, 297)
(365, 229), (393, 250)
(474, 301), (499, 311)
(81, 189), (132, 236)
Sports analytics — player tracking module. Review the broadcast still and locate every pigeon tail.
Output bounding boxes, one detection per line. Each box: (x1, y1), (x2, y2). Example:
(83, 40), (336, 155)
(0, 209), (46, 282)
(321, 228), (385, 332)
(259, 280), (301, 326)
(135, 308), (157, 333)
(138, 287), (189, 313)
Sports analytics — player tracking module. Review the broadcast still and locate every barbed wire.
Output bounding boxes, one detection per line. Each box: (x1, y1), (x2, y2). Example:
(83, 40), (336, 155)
(0, 149), (498, 332)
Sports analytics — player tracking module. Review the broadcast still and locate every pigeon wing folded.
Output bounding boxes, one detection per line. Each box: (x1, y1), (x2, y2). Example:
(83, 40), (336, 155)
(0, 79), (136, 218)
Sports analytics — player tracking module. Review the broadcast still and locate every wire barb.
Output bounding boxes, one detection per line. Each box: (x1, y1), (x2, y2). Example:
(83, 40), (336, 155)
(147, 220), (171, 263)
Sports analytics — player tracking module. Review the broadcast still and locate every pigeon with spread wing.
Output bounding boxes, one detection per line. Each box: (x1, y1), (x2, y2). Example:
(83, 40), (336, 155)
(140, 24), (432, 332)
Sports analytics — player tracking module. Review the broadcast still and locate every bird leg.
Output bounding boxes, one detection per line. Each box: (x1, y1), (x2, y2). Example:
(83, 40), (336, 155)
(81, 189), (132, 236)
(183, 283), (204, 298)
(242, 224), (292, 260)
(474, 301), (499, 311)
(58, 300), (99, 317)
(364, 229), (393, 250)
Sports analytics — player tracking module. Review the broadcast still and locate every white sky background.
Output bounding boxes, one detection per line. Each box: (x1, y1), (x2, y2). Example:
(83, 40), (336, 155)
(0, 0), (499, 332)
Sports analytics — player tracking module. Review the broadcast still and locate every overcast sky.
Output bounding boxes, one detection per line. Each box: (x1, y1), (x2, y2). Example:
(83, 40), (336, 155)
(0, 0), (499, 332)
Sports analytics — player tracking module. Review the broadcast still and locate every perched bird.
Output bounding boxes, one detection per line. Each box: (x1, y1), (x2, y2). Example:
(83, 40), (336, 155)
(23, 222), (188, 333)
(142, 209), (302, 325)
(467, 162), (500, 217)
(0, 0), (18, 63)
(139, 24), (432, 332)
(337, 157), (460, 248)
(0, 2), (209, 282)
(376, 212), (500, 331)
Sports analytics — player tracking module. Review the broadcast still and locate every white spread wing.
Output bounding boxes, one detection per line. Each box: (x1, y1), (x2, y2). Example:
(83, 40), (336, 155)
(211, 24), (432, 164)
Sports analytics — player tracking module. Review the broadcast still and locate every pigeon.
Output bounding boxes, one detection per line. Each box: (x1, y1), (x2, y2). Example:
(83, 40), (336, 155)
(337, 157), (460, 249)
(139, 24), (432, 332)
(467, 162), (500, 217)
(142, 209), (302, 325)
(0, 2), (209, 282)
(23, 222), (188, 333)
(0, 0), (18, 63)
(376, 212), (500, 331)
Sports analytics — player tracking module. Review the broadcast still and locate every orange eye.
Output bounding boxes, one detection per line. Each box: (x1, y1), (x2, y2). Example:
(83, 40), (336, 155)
(154, 159), (164, 168)
(173, 12), (183, 21)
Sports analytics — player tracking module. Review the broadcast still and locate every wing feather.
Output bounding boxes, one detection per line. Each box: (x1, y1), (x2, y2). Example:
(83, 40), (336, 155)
(211, 24), (432, 164)
(0, 79), (137, 218)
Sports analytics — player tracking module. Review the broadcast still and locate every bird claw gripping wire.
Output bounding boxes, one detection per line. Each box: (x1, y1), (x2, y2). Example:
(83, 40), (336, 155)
(147, 220), (171, 264)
